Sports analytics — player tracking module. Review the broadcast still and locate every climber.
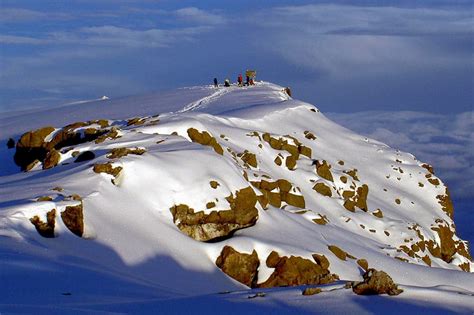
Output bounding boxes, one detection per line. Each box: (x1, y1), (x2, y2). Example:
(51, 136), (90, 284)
(237, 74), (243, 86)
(245, 75), (250, 86)
(213, 78), (218, 88)
(224, 79), (231, 87)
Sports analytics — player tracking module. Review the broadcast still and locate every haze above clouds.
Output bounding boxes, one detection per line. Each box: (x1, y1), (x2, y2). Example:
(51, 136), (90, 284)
(0, 1), (472, 113)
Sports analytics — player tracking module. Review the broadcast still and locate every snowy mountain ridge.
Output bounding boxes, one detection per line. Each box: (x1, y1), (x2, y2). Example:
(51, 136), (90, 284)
(0, 82), (472, 313)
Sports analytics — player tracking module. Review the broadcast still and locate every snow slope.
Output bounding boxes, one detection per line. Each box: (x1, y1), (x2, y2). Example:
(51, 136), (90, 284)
(0, 82), (472, 313)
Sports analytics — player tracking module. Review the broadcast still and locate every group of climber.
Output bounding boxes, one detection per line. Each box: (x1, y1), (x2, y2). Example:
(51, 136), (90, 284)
(213, 73), (255, 88)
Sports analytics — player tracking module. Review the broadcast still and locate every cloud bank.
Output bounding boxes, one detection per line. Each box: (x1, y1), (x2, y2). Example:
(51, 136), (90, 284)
(327, 111), (474, 200)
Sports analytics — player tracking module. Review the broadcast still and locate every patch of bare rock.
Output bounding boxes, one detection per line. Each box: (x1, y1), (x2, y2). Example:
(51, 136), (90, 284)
(170, 187), (258, 242)
(351, 269), (403, 296)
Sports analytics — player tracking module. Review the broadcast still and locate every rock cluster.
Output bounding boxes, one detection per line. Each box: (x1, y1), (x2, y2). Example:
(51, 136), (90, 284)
(215, 248), (339, 289)
(170, 187), (259, 242)
(251, 179), (305, 209)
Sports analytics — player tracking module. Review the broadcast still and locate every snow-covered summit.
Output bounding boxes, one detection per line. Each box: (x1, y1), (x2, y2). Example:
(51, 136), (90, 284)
(0, 82), (472, 313)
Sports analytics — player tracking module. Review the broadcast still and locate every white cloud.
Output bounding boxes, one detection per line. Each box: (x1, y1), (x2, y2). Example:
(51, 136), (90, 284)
(0, 34), (49, 45)
(174, 7), (226, 25)
(0, 8), (70, 22)
(247, 4), (473, 79)
(327, 111), (474, 200)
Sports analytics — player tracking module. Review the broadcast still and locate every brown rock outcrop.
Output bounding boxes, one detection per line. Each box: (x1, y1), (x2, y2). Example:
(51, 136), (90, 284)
(251, 179), (305, 209)
(215, 246), (260, 287)
(352, 269), (403, 296)
(14, 126), (55, 170)
(170, 187), (259, 242)
(93, 162), (123, 180)
(313, 183), (332, 197)
(258, 251), (338, 288)
(30, 209), (56, 238)
(61, 204), (84, 237)
(42, 149), (61, 170)
(107, 147), (146, 159)
(342, 184), (369, 212)
(436, 188), (454, 219)
(187, 128), (224, 155)
(328, 245), (355, 261)
(315, 160), (333, 182)
(302, 287), (322, 295)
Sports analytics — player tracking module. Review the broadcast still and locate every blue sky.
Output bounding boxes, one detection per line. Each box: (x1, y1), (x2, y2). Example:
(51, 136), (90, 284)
(0, 0), (472, 113)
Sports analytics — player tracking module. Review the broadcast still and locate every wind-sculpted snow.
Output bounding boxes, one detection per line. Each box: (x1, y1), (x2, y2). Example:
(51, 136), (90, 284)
(0, 82), (472, 312)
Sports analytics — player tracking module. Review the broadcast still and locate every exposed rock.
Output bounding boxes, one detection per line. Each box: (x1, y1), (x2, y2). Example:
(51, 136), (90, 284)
(302, 287), (322, 295)
(13, 121), (115, 171)
(372, 209), (383, 218)
(14, 126), (55, 170)
(312, 254), (330, 269)
(436, 188), (454, 219)
(210, 181), (220, 189)
(285, 155), (297, 170)
(430, 223), (456, 263)
(127, 117), (146, 126)
(421, 163), (434, 174)
(251, 179), (305, 209)
(357, 259), (369, 271)
(93, 162), (122, 177)
(428, 178), (440, 186)
(206, 202), (216, 209)
(74, 151), (96, 163)
(352, 269), (403, 296)
(215, 246), (260, 288)
(315, 160), (333, 182)
(304, 131), (316, 140)
(61, 204), (84, 237)
(274, 156), (282, 166)
(107, 147), (146, 159)
(30, 209), (56, 238)
(262, 133), (311, 169)
(313, 214), (328, 225)
(342, 184), (369, 212)
(328, 245), (355, 261)
(421, 255), (432, 266)
(24, 160), (41, 172)
(169, 187), (258, 242)
(313, 183), (332, 197)
(258, 251), (339, 288)
(343, 169), (359, 181)
(36, 196), (53, 202)
(355, 185), (369, 211)
(240, 151), (258, 168)
(95, 127), (120, 144)
(187, 128), (224, 155)
(42, 149), (61, 170)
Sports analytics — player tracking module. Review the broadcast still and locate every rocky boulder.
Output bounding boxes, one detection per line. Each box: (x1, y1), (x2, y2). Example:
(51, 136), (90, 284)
(258, 251), (338, 288)
(352, 268), (403, 296)
(169, 187), (259, 242)
(14, 126), (55, 170)
(215, 246), (260, 287)
(30, 209), (56, 238)
(61, 204), (84, 237)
